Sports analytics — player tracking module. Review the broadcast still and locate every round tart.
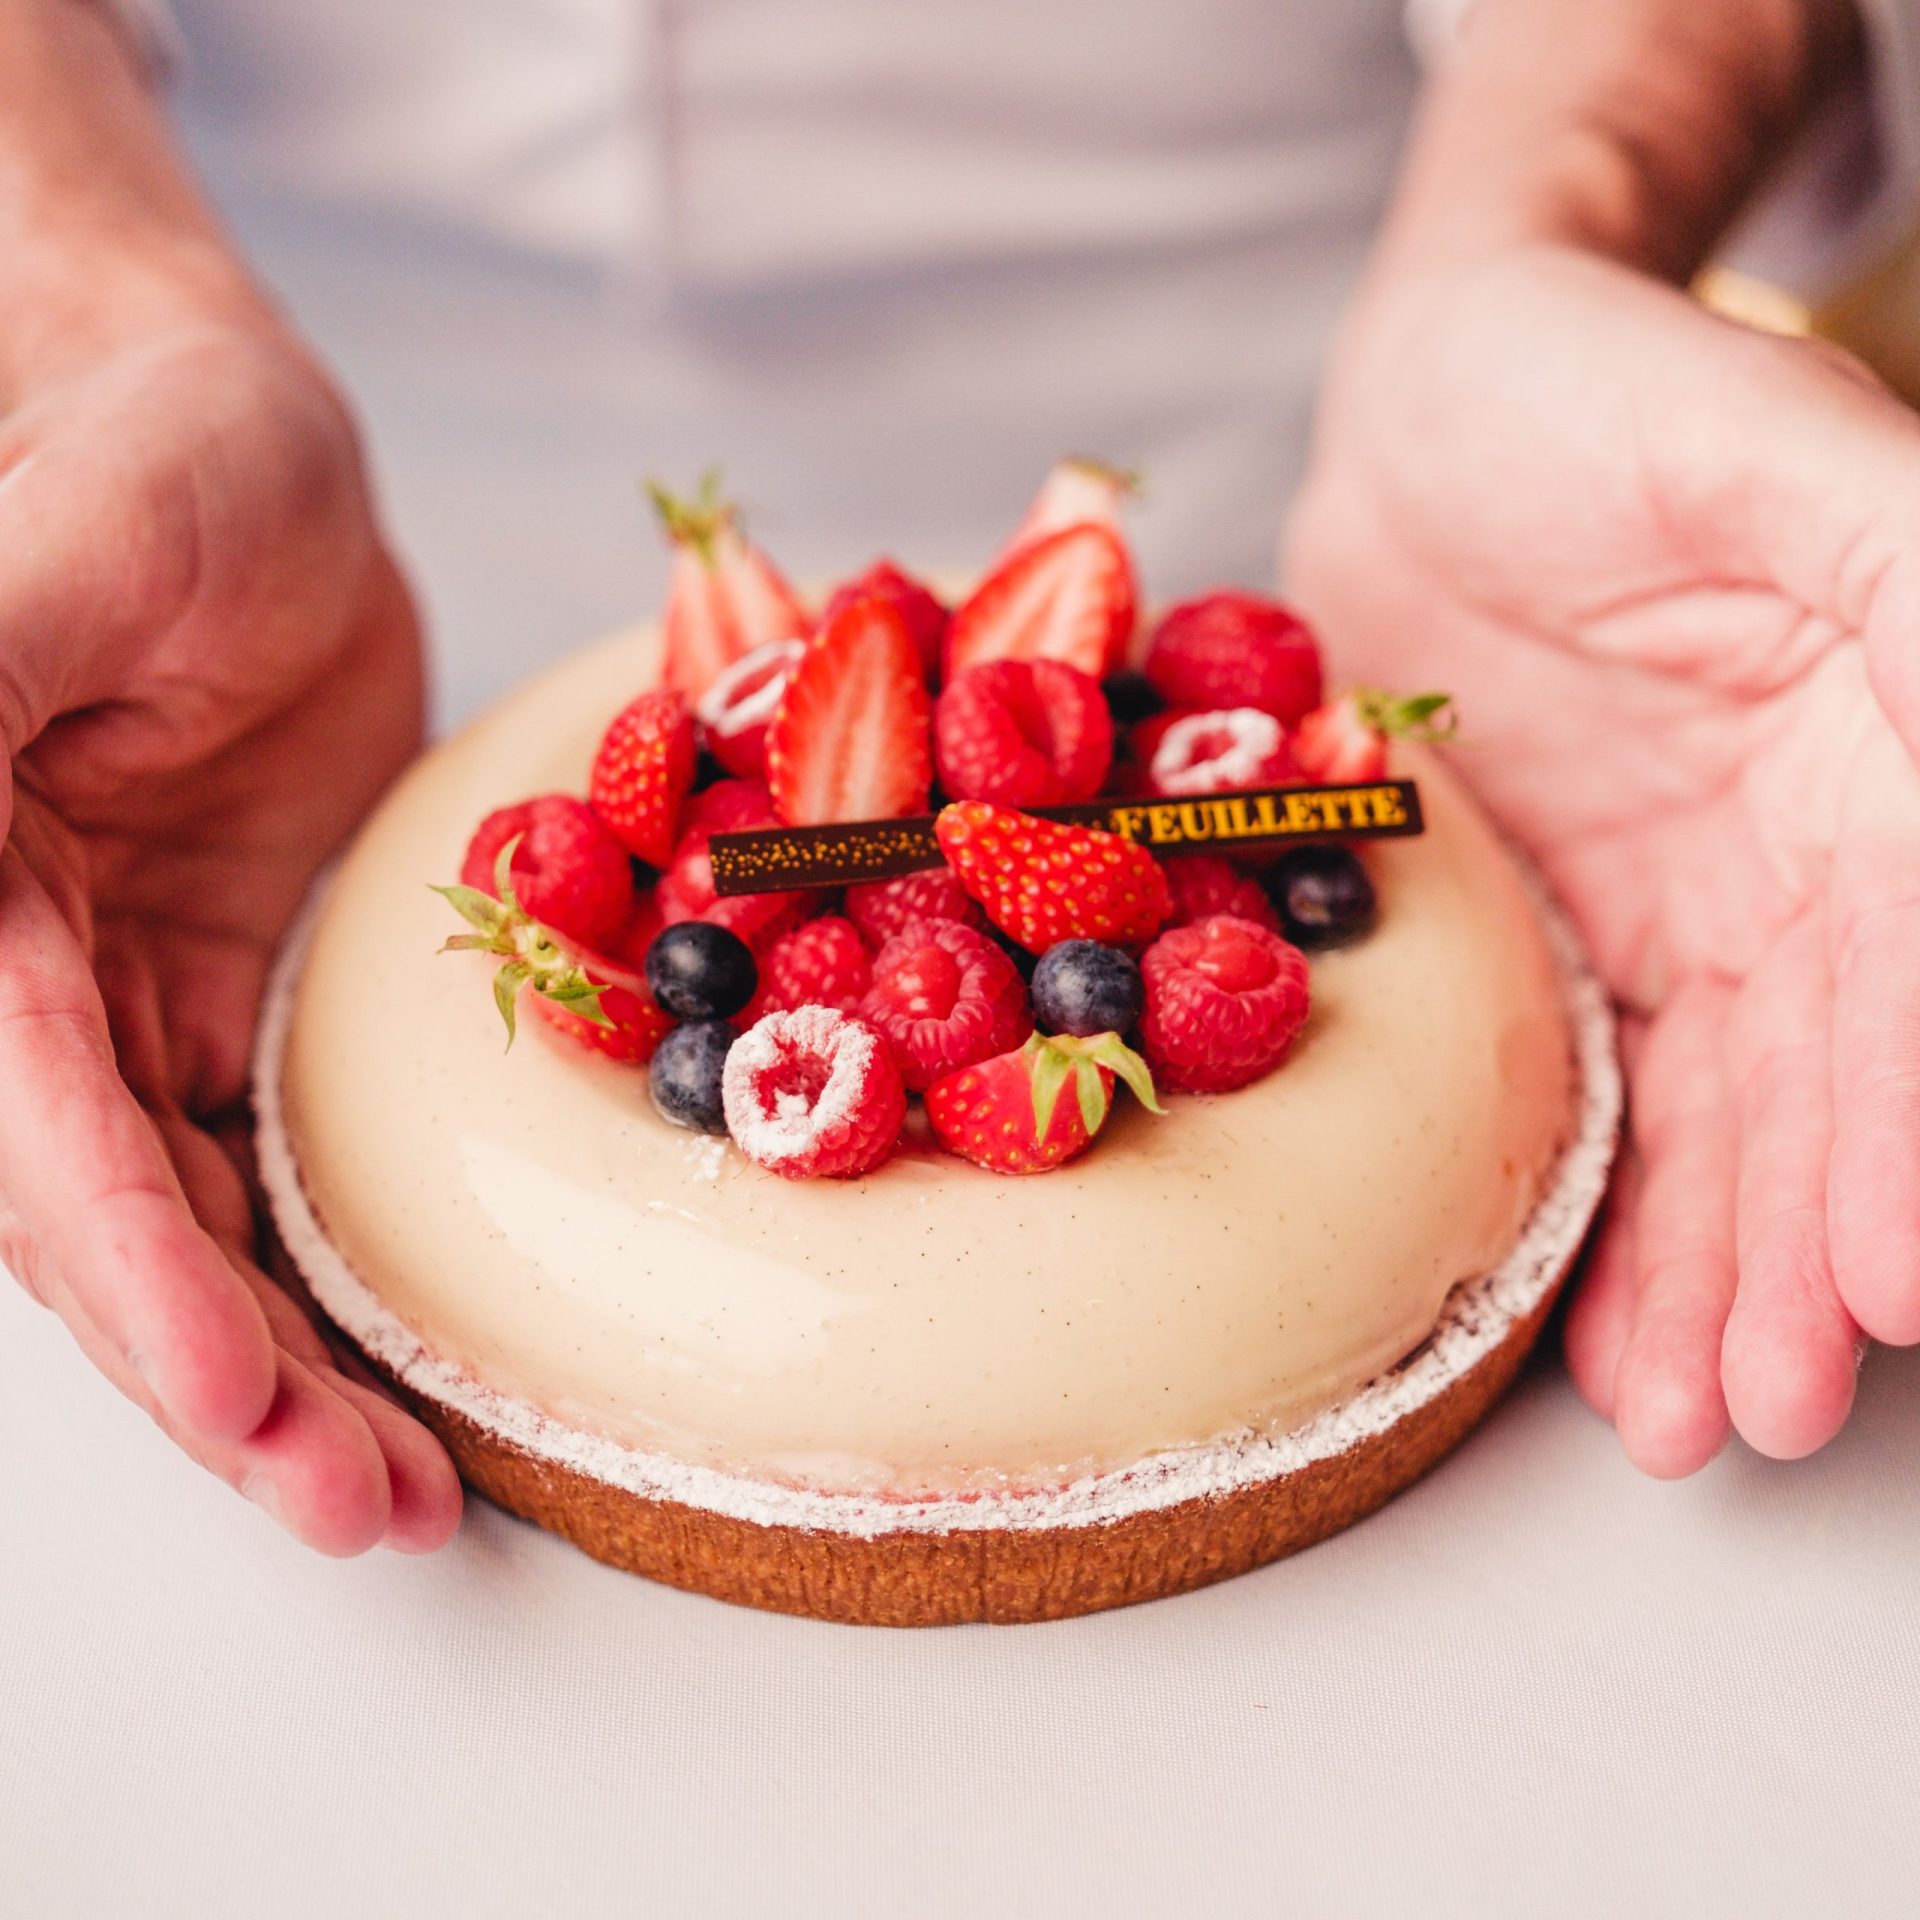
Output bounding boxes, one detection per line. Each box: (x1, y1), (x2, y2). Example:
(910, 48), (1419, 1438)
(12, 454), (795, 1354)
(256, 620), (1619, 1625)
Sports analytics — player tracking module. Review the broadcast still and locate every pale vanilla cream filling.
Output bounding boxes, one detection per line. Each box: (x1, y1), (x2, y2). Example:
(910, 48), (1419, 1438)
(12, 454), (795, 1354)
(279, 626), (1574, 1495)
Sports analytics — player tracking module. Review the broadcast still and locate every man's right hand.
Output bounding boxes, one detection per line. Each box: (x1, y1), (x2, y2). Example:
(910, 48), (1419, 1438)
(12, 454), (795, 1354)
(0, 0), (460, 1552)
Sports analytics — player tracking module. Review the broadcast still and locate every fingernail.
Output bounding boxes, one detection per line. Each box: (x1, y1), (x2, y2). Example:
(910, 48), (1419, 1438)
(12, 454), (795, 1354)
(241, 1472), (287, 1528)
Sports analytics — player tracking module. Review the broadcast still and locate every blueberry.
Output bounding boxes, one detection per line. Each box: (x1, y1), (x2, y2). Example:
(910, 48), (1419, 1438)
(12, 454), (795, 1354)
(1267, 846), (1377, 949)
(1031, 940), (1144, 1037)
(649, 1020), (736, 1134)
(644, 921), (757, 1020)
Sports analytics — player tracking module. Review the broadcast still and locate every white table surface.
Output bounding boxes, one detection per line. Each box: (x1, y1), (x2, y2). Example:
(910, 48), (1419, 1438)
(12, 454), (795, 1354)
(6, 179), (1920, 1919)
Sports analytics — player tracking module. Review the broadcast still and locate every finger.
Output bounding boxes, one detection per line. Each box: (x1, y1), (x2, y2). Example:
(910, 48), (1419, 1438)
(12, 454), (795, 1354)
(1722, 915), (1862, 1457)
(1612, 980), (1739, 1478)
(1825, 735), (1920, 1344)
(1564, 1146), (1641, 1419)
(0, 847), (276, 1440)
(328, 1375), (464, 1554)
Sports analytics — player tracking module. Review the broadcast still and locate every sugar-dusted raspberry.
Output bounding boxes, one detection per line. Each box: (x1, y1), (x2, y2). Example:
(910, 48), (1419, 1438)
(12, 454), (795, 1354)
(722, 1007), (906, 1179)
(1148, 707), (1297, 796)
(843, 868), (984, 947)
(741, 915), (873, 1024)
(694, 637), (806, 779)
(656, 777), (818, 947)
(857, 919), (1032, 1091)
(1139, 913), (1310, 1093)
(934, 658), (1113, 807)
(461, 793), (633, 951)
(1161, 855), (1283, 935)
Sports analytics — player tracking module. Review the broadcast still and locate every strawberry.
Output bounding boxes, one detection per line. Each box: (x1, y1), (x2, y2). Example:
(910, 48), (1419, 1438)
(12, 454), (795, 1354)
(1143, 592), (1324, 725)
(532, 944), (676, 1064)
(996, 456), (1139, 564)
(740, 915), (873, 1024)
(649, 473), (810, 699)
(694, 637), (806, 779)
(933, 659), (1113, 808)
(934, 801), (1171, 952)
(820, 561), (948, 683)
(460, 794), (633, 951)
(1161, 855), (1283, 935)
(945, 522), (1136, 683)
(924, 1030), (1161, 1175)
(843, 868), (984, 947)
(588, 689), (696, 867)
(765, 594), (933, 826)
(721, 1006), (906, 1179)
(857, 918), (1031, 1091)
(1291, 690), (1456, 785)
(1139, 913), (1310, 1094)
(1147, 707), (1299, 796)
(613, 888), (667, 967)
(656, 778), (817, 946)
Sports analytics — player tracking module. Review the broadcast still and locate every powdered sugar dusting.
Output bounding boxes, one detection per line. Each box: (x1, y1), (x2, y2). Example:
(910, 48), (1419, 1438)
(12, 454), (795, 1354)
(256, 864), (1619, 1541)
(695, 638), (800, 733)
(721, 1005), (880, 1167)
(1152, 707), (1285, 793)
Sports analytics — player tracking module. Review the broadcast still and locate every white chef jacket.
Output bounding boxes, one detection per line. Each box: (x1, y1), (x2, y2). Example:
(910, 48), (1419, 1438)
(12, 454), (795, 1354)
(94, 1), (1920, 718)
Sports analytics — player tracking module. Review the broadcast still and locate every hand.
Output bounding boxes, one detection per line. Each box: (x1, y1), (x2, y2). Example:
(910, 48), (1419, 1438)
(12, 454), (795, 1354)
(1287, 244), (1920, 1474)
(0, 237), (461, 1551)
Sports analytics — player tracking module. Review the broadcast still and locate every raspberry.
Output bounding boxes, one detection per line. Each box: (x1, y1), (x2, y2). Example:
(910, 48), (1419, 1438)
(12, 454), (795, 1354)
(461, 793), (633, 951)
(843, 868), (983, 947)
(694, 637), (805, 779)
(933, 659), (1113, 807)
(1148, 708), (1297, 796)
(1144, 592), (1323, 725)
(1161, 855), (1283, 935)
(656, 778), (817, 946)
(742, 915), (873, 1024)
(1139, 913), (1310, 1093)
(722, 1007), (906, 1179)
(858, 919), (1032, 1091)
(820, 560), (948, 682)
(588, 688), (696, 866)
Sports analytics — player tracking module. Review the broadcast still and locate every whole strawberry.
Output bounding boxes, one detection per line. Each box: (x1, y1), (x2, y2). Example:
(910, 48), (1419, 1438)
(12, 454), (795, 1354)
(656, 778), (817, 947)
(935, 801), (1171, 952)
(695, 637), (806, 779)
(934, 659), (1113, 807)
(589, 688), (696, 867)
(1139, 913), (1310, 1093)
(1291, 689), (1455, 784)
(1161, 855), (1283, 935)
(1147, 707), (1298, 796)
(532, 944), (676, 1064)
(858, 918), (1031, 1091)
(650, 473), (810, 699)
(820, 560), (948, 683)
(460, 793), (633, 951)
(843, 867), (984, 946)
(741, 915), (874, 1024)
(1144, 592), (1324, 726)
(925, 1030), (1161, 1175)
(722, 1006), (906, 1179)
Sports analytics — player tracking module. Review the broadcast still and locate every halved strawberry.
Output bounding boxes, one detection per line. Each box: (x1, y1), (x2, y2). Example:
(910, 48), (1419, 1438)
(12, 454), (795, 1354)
(765, 595), (933, 825)
(1291, 690), (1456, 784)
(695, 637), (806, 778)
(819, 560), (948, 683)
(995, 456), (1139, 563)
(945, 522), (1136, 683)
(649, 473), (810, 700)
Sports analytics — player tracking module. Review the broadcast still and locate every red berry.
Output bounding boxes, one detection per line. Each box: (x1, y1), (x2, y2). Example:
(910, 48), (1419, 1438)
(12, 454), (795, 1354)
(461, 794), (633, 951)
(1291, 690), (1456, 785)
(923, 1029), (1159, 1175)
(1147, 707), (1298, 796)
(721, 1007), (906, 1179)
(995, 456), (1137, 565)
(1139, 913), (1310, 1093)
(765, 594), (933, 826)
(532, 943), (675, 1064)
(695, 637), (806, 778)
(1161, 856), (1283, 935)
(741, 915), (873, 1024)
(945, 522), (1136, 683)
(935, 801), (1171, 952)
(820, 560), (947, 682)
(656, 778), (816, 946)
(650, 476), (810, 700)
(858, 919), (1031, 1091)
(843, 868), (984, 947)
(588, 688), (696, 867)
(1144, 592), (1323, 725)
(934, 659), (1114, 807)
